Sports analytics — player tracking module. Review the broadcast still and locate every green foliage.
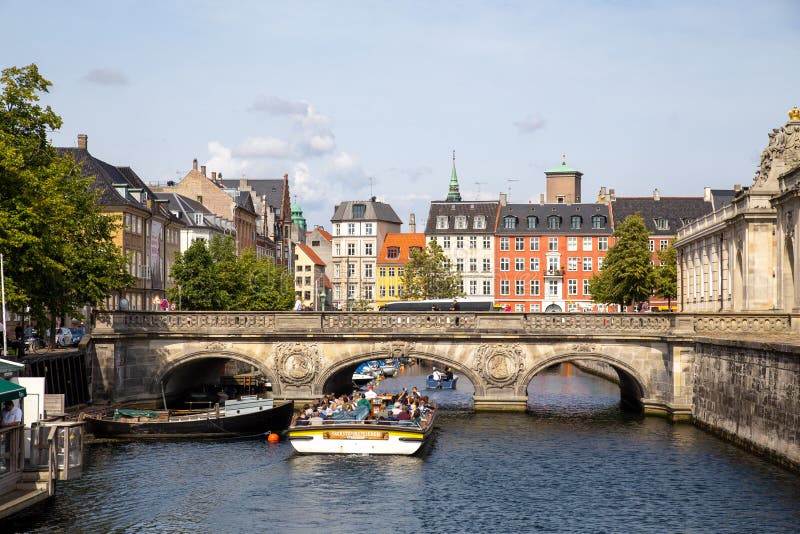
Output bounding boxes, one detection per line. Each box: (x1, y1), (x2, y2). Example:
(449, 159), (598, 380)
(0, 64), (134, 332)
(654, 245), (677, 306)
(399, 240), (463, 300)
(588, 213), (655, 307)
(168, 235), (294, 311)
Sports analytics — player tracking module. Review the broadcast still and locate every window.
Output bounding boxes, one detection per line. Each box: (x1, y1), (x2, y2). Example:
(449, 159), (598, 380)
(547, 256), (559, 273)
(500, 280), (510, 295)
(364, 223), (373, 235)
(305, 265), (311, 271)
(364, 286), (373, 299)
(583, 279), (590, 295)
(364, 242), (373, 256)
(660, 239), (669, 250)
(515, 258), (524, 271)
(334, 243), (341, 256)
(347, 243), (356, 256)
(387, 246), (400, 259)
(530, 237), (539, 251)
(649, 240), (655, 252)
(388, 267), (395, 277)
(568, 257), (578, 271)
(312, 240), (320, 246)
(527, 216), (538, 229)
(598, 237), (608, 251)
(456, 236), (464, 249)
(469, 236), (477, 249)
(455, 216), (467, 229)
(398, 267), (404, 276)
(530, 257), (540, 271)
(334, 287), (341, 300)
(500, 258), (510, 271)
(598, 258), (604, 270)
(305, 276), (311, 285)
(504, 216), (517, 229)
(334, 264), (341, 277)
(296, 276), (302, 285)
(482, 258), (491, 272)
(296, 265), (303, 272)
(469, 280), (478, 295)
(500, 237), (510, 251)
(352, 204), (366, 219)
(469, 258), (477, 272)
(474, 216), (486, 229)
(567, 237), (578, 251)
(583, 237), (592, 251)
(548, 280), (559, 296)
(583, 257), (592, 271)
(456, 258), (464, 272)
(515, 280), (525, 295)
(347, 263), (356, 276)
(436, 216), (449, 229)
(530, 303), (540, 312)
(194, 213), (204, 225)
(515, 237), (524, 251)
(347, 223), (356, 235)
(568, 279), (578, 295)
(515, 304), (525, 312)
(379, 286), (386, 297)
(388, 285), (395, 297)
(567, 303), (578, 312)
(443, 236), (451, 248)
(571, 215), (582, 229)
(483, 236), (491, 249)
(548, 237), (558, 251)
(364, 264), (373, 277)
(530, 279), (540, 296)
(335, 224), (341, 236)
(483, 280), (492, 295)
(379, 267), (386, 276)
(591, 215), (606, 229)
(347, 283), (356, 298)
(654, 217), (669, 230)
(547, 215), (561, 229)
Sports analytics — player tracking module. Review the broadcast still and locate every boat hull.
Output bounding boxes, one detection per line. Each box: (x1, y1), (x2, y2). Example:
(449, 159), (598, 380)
(288, 423), (430, 455)
(84, 400), (294, 439)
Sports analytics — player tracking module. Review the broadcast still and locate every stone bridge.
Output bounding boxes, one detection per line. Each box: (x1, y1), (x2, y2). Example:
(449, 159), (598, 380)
(86, 311), (798, 420)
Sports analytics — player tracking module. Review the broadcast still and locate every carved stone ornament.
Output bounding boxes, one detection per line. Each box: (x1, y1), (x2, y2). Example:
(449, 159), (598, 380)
(272, 342), (321, 386)
(205, 341), (227, 352)
(569, 343), (598, 353)
(377, 341), (416, 359)
(754, 108), (800, 186)
(472, 343), (524, 386)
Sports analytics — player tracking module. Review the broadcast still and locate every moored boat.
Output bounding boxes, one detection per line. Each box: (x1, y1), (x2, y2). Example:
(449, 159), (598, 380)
(82, 396), (294, 439)
(426, 374), (458, 389)
(287, 395), (436, 455)
(352, 372), (375, 387)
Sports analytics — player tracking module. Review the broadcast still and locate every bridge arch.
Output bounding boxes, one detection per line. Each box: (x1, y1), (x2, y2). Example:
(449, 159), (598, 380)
(152, 349), (280, 397)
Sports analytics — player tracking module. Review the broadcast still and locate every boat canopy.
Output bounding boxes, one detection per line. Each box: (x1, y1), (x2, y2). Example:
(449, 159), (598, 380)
(113, 409), (159, 420)
(0, 378), (26, 403)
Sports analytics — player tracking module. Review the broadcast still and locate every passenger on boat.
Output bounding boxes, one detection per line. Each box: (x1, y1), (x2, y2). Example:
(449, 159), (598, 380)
(309, 411), (324, 426)
(444, 367), (454, 381)
(302, 403), (313, 417)
(397, 407), (411, 421)
(432, 367), (443, 387)
(356, 393), (371, 410)
(295, 412), (310, 426)
(391, 402), (403, 417)
(397, 388), (408, 403)
(365, 385), (378, 400)
(411, 387), (421, 399)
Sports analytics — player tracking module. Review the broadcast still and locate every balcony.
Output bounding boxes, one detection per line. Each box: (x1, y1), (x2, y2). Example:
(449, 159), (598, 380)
(544, 269), (564, 277)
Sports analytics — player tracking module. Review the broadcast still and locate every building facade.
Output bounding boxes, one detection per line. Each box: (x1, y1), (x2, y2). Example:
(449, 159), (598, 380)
(375, 233), (426, 308)
(294, 243), (329, 310)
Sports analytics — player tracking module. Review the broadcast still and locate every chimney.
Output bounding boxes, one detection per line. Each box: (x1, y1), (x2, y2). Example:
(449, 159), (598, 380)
(566, 194), (572, 205)
(77, 133), (88, 150)
(240, 175), (248, 190)
(703, 186), (712, 202)
(211, 171), (217, 181)
(539, 193), (545, 205)
(192, 158), (198, 171)
(499, 193), (507, 206)
(653, 188), (661, 201)
(201, 165), (206, 177)
(609, 188), (616, 201)
(409, 213), (416, 233)
(218, 172), (223, 184)
(734, 183), (742, 192)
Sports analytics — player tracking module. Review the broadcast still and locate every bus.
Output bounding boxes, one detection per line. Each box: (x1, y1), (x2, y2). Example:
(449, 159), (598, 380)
(380, 299), (497, 312)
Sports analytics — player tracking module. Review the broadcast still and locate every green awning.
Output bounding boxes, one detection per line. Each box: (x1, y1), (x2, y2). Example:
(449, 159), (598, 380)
(0, 378), (26, 403)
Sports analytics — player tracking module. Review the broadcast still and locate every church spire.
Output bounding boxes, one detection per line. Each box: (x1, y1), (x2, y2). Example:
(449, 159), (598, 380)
(446, 150), (462, 202)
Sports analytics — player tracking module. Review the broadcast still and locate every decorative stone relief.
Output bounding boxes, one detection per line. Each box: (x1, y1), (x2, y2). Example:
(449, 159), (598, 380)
(472, 343), (524, 386)
(205, 341), (227, 352)
(754, 107), (800, 187)
(377, 341), (416, 359)
(570, 343), (598, 353)
(272, 342), (322, 386)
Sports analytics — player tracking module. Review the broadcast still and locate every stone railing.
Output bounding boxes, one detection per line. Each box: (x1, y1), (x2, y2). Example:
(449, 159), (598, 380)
(692, 313), (793, 334)
(523, 313), (673, 333)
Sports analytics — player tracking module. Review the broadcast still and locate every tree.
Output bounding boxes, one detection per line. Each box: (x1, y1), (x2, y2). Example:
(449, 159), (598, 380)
(588, 213), (654, 309)
(168, 235), (294, 311)
(654, 245), (677, 309)
(399, 240), (463, 300)
(0, 64), (133, 343)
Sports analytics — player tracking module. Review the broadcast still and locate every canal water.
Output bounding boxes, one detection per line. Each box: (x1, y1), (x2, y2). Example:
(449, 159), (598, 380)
(10, 363), (800, 533)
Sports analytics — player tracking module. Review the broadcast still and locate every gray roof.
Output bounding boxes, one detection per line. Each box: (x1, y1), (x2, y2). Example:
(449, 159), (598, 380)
(221, 178), (284, 208)
(710, 189), (736, 211)
(496, 203), (612, 236)
(331, 199), (402, 224)
(153, 192), (230, 232)
(424, 201), (500, 235)
(611, 196), (713, 235)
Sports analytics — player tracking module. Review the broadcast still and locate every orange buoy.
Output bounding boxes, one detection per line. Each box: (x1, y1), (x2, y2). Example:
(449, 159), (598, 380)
(267, 432), (280, 443)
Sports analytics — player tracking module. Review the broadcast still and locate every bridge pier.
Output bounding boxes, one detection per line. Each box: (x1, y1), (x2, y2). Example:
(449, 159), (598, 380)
(473, 396), (528, 412)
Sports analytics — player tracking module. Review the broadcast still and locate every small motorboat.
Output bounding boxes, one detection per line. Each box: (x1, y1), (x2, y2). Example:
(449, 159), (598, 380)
(352, 372), (374, 387)
(426, 374), (458, 389)
(381, 364), (397, 377)
(82, 396), (294, 439)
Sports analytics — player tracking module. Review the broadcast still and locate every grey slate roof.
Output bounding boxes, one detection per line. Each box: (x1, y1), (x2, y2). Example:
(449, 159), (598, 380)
(331, 200), (402, 224)
(153, 192), (229, 232)
(221, 178), (284, 208)
(611, 197), (713, 235)
(424, 201), (500, 235)
(496, 203), (612, 236)
(709, 189), (736, 211)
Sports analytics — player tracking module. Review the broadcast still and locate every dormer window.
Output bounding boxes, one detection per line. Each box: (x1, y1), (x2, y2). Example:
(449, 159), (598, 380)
(194, 213), (204, 225)
(527, 215), (538, 229)
(547, 215), (561, 229)
(680, 217), (693, 226)
(654, 217), (669, 230)
(436, 216), (449, 229)
(473, 215), (486, 229)
(570, 215), (582, 229)
(455, 215), (467, 229)
(387, 246), (400, 259)
(352, 204), (366, 219)
(591, 215), (607, 229)
(503, 216), (518, 229)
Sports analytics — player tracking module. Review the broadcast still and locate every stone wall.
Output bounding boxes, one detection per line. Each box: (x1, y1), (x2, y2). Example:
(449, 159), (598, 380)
(693, 339), (800, 470)
(571, 360), (620, 384)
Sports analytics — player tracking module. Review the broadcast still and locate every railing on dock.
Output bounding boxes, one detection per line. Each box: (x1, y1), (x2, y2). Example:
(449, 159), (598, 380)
(28, 421), (85, 482)
(0, 426), (25, 494)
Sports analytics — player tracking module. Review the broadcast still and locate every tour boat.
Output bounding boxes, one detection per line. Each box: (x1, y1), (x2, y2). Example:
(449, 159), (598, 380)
(426, 374), (458, 389)
(287, 397), (436, 455)
(380, 363), (397, 377)
(82, 396), (294, 439)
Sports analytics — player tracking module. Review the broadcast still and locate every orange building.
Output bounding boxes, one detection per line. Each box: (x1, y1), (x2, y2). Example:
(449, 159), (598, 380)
(376, 233), (426, 308)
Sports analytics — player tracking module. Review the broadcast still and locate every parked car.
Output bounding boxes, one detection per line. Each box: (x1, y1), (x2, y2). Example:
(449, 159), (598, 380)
(46, 327), (73, 347)
(69, 327), (85, 346)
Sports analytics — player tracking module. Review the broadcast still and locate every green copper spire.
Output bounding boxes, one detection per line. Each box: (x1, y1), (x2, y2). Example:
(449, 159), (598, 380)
(446, 150), (462, 202)
(291, 202), (307, 232)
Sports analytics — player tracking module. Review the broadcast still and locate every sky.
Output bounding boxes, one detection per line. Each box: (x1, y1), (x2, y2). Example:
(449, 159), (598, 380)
(4, 1), (800, 230)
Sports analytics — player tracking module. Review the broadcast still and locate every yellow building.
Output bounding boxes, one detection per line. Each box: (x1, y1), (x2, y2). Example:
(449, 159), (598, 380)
(376, 233), (426, 308)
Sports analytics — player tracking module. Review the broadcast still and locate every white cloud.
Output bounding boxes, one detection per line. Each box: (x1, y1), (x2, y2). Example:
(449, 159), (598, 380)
(249, 96), (337, 158)
(249, 96), (308, 116)
(514, 113), (547, 134)
(81, 68), (129, 86)
(206, 141), (251, 177)
(235, 136), (293, 158)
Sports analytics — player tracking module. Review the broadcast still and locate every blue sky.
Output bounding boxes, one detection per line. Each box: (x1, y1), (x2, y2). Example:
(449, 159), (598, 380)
(4, 1), (800, 229)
